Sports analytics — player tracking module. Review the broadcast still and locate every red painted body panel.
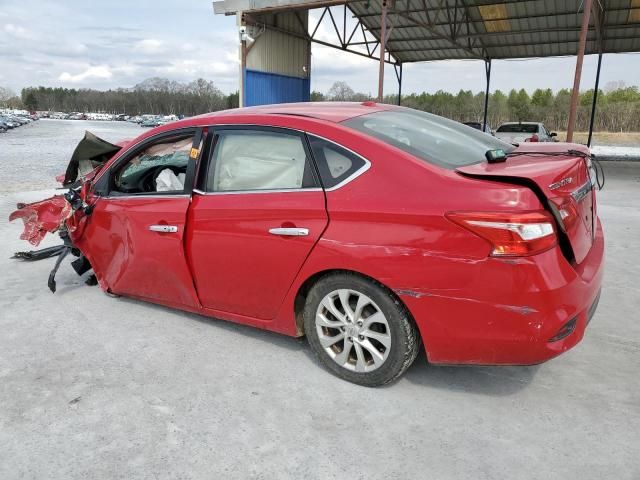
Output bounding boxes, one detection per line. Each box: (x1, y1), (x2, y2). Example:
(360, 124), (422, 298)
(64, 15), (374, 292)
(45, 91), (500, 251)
(38, 103), (603, 366)
(9, 195), (72, 246)
(186, 190), (328, 320)
(74, 196), (200, 308)
(458, 143), (595, 264)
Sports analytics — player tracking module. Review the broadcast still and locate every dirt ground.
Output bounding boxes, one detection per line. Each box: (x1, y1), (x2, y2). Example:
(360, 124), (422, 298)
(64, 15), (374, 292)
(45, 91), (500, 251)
(555, 131), (640, 145)
(1, 120), (639, 479)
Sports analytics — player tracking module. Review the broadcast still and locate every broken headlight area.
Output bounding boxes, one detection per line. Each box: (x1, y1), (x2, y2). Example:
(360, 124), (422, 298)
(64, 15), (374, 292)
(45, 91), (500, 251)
(9, 131), (125, 293)
(10, 187), (96, 293)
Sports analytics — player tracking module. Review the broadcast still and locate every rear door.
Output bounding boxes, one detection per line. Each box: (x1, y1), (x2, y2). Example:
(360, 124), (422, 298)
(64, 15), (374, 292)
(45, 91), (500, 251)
(186, 126), (328, 320)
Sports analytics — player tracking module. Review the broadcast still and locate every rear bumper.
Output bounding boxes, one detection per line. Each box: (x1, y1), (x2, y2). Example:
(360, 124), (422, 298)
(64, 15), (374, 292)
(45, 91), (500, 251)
(401, 218), (605, 365)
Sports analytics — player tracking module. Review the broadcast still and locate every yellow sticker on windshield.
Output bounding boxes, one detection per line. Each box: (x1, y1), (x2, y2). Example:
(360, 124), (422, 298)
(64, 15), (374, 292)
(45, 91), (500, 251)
(189, 147), (200, 159)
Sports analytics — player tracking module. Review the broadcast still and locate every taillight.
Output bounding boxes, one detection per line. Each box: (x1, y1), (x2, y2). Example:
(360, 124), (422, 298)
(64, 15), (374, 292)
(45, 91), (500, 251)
(548, 197), (579, 232)
(446, 211), (557, 256)
(525, 134), (539, 142)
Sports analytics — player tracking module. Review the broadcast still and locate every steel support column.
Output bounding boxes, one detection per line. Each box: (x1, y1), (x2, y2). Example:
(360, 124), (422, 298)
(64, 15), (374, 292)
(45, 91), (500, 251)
(587, 52), (603, 147)
(378, 0), (388, 102)
(394, 63), (403, 105)
(567, 0), (593, 143)
(240, 40), (247, 107)
(483, 58), (491, 132)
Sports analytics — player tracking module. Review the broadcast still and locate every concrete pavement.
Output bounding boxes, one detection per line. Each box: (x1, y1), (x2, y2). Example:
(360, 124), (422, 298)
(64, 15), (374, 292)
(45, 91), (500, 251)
(0, 163), (638, 479)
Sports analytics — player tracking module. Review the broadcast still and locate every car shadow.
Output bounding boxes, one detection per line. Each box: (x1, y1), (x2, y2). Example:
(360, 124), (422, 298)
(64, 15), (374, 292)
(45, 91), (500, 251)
(115, 295), (307, 353)
(94, 294), (540, 393)
(399, 349), (541, 396)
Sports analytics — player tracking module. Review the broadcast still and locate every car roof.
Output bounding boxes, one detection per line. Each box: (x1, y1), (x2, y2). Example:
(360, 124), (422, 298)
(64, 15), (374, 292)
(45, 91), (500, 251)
(192, 101), (394, 124)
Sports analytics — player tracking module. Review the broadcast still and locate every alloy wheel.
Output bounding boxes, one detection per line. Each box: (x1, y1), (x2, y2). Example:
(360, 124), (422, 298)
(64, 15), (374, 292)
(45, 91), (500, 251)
(315, 289), (391, 372)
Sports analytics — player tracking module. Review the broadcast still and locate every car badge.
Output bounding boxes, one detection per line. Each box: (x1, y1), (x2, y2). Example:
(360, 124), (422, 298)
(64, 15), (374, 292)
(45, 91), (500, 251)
(549, 177), (573, 190)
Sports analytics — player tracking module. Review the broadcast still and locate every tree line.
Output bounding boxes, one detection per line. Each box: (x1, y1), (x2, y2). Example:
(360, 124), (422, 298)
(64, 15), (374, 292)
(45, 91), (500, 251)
(1, 78), (639, 131)
(313, 81), (640, 132)
(9, 78), (239, 116)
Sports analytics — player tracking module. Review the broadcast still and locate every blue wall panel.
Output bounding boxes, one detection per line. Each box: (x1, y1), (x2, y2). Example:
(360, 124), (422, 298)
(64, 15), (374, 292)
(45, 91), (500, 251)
(244, 69), (310, 106)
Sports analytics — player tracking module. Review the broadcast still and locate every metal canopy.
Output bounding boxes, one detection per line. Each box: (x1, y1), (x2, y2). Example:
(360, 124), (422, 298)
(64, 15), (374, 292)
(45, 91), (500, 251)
(214, 0), (640, 143)
(350, 0), (640, 63)
(215, 0), (640, 64)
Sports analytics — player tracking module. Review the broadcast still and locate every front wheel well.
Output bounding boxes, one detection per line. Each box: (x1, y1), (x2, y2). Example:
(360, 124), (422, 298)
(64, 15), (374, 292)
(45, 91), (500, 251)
(293, 269), (416, 337)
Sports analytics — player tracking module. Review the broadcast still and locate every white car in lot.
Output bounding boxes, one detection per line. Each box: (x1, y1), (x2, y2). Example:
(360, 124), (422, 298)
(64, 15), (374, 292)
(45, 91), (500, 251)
(495, 122), (557, 144)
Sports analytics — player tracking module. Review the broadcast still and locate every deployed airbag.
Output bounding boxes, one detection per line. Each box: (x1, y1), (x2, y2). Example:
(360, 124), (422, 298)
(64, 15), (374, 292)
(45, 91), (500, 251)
(156, 169), (186, 192)
(212, 132), (306, 191)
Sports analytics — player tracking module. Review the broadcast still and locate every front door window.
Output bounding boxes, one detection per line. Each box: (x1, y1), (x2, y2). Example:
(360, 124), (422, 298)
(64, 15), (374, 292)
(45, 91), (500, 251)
(112, 134), (196, 195)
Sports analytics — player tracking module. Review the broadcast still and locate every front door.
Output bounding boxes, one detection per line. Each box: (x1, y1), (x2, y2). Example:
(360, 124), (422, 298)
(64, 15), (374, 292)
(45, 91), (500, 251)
(80, 128), (204, 308)
(187, 126), (328, 320)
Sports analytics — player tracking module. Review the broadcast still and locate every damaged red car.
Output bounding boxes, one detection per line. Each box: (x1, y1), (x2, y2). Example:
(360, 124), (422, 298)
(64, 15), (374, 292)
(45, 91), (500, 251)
(10, 103), (604, 386)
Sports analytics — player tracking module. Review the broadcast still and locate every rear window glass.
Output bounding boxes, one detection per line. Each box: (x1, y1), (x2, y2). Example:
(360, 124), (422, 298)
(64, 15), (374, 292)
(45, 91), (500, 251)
(496, 124), (539, 133)
(343, 109), (513, 169)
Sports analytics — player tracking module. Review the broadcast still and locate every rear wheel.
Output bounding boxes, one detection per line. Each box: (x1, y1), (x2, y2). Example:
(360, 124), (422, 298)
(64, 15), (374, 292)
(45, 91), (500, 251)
(303, 273), (420, 386)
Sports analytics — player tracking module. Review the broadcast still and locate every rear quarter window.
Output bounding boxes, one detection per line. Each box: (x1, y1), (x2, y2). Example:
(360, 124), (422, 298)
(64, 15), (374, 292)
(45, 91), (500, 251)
(308, 135), (367, 188)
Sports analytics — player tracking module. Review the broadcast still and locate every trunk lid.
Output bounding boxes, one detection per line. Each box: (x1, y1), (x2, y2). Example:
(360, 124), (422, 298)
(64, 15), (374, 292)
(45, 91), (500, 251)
(494, 133), (533, 144)
(456, 143), (596, 264)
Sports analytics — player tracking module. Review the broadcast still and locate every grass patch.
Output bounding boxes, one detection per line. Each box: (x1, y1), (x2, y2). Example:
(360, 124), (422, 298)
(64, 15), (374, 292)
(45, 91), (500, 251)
(555, 131), (640, 145)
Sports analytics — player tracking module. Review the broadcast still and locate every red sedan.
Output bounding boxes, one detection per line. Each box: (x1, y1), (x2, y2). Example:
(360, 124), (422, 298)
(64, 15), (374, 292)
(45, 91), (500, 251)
(11, 103), (604, 386)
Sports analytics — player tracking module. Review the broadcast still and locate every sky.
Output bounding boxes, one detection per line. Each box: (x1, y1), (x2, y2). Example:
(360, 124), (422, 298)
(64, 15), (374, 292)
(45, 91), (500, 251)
(0, 0), (638, 97)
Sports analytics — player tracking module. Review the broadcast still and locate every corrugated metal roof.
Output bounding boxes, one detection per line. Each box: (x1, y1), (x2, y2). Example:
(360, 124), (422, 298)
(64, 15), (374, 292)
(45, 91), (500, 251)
(219, 0), (640, 63)
(348, 0), (640, 62)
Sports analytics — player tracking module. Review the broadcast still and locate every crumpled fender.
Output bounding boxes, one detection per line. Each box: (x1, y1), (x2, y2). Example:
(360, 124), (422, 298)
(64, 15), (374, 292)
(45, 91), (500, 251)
(9, 196), (73, 246)
(8, 180), (94, 246)
(9, 131), (127, 246)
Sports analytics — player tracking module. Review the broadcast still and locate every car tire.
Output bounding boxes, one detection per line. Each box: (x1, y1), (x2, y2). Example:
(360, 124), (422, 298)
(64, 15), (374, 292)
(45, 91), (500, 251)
(303, 272), (420, 387)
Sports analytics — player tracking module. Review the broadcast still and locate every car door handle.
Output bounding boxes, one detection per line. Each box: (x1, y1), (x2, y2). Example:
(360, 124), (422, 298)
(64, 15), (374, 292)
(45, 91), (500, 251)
(268, 227), (309, 236)
(149, 225), (178, 233)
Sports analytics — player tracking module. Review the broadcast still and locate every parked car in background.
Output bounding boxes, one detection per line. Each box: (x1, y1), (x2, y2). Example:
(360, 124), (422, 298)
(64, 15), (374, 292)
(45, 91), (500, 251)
(140, 117), (162, 128)
(86, 113), (114, 121)
(0, 116), (15, 129)
(495, 122), (557, 144)
(10, 115), (28, 126)
(0, 114), (30, 129)
(463, 121), (493, 135)
(0, 120), (7, 133)
(10, 103), (603, 387)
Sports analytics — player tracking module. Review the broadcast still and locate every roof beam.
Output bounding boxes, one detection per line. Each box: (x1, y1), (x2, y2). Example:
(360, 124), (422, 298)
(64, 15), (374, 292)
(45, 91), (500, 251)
(213, 0), (344, 15)
(590, 0), (605, 54)
(389, 32), (638, 56)
(391, 7), (484, 58)
(365, 22), (639, 44)
(359, 5), (637, 26)
(458, 0), (487, 58)
(244, 11), (399, 64)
